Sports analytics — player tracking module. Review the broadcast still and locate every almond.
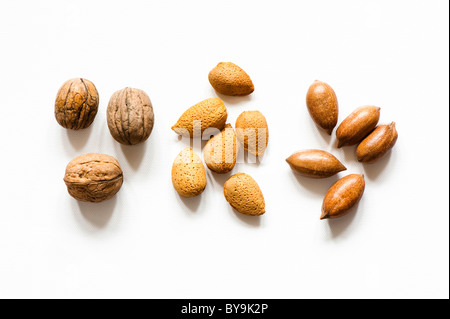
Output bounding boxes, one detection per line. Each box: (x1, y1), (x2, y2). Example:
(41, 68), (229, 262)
(235, 111), (269, 157)
(223, 173), (265, 216)
(336, 106), (381, 148)
(356, 122), (398, 163)
(171, 98), (228, 137)
(171, 147), (207, 197)
(203, 124), (238, 174)
(286, 149), (346, 178)
(208, 62), (254, 96)
(321, 174), (365, 220)
(306, 80), (339, 135)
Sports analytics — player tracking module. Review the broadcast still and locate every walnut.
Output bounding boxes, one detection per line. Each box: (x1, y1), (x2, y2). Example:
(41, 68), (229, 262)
(64, 153), (123, 203)
(55, 78), (99, 130)
(107, 87), (154, 145)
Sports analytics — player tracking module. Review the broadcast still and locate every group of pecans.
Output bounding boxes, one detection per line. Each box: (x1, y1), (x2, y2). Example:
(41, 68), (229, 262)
(56, 65), (398, 222)
(287, 80), (398, 220)
(171, 62), (268, 216)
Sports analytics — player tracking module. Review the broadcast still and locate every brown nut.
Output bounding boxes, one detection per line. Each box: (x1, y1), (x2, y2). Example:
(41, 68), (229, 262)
(223, 173), (265, 216)
(321, 174), (365, 220)
(64, 153), (123, 203)
(235, 110), (269, 157)
(172, 98), (228, 137)
(172, 147), (207, 197)
(286, 150), (346, 178)
(203, 124), (238, 174)
(306, 80), (339, 135)
(336, 106), (381, 148)
(208, 62), (254, 96)
(356, 122), (398, 163)
(55, 78), (99, 130)
(107, 87), (154, 145)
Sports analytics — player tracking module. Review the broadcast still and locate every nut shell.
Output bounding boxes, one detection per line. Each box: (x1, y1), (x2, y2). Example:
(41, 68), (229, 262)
(208, 62), (254, 96)
(64, 153), (123, 203)
(306, 80), (338, 135)
(235, 110), (269, 157)
(224, 173), (265, 216)
(107, 87), (154, 145)
(286, 149), (346, 178)
(203, 124), (238, 174)
(172, 98), (228, 137)
(172, 147), (207, 197)
(356, 122), (398, 163)
(321, 174), (365, 220)
(336, 106), (381, 147)
(55, 78), (99, 130)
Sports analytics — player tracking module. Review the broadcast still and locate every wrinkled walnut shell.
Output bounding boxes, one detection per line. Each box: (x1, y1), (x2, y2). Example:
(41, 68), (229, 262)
(55, 78), (99, 130)
(107, 87), (154, 145)
(64, 153), (123, 203)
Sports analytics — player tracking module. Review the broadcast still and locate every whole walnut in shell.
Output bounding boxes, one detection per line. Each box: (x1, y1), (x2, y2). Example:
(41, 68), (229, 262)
(107, 87), (154, 145)
(55, 78), (99, 130)
(64, 153), (123, 203)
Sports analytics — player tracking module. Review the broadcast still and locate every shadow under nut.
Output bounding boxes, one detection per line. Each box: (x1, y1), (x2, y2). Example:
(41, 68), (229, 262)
(55, 78), (99, 130)
(306, 80), (338, 135)
(286, 149), (347, 178)
(356, 122), (398, 163)
(64, 153), (123, 203)
(107, 87), (154, 145)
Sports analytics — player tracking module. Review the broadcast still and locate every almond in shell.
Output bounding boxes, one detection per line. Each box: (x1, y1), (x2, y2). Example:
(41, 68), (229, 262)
(235, 110), (269, 157)
(286, 149), (346, 178)
(172, 147), (207, 197)
(172, 98), (228, 137)
(223, 173), (265, 216)
(336, 106), (380, 148)
(356, 122), (398, 163)
(321, 174), (365, 220)
(208, 62), (254, 96)
(203, 124), (238, 174)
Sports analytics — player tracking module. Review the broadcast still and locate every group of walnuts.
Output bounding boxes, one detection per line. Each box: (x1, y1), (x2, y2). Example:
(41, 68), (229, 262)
(56, 78), (154, 202)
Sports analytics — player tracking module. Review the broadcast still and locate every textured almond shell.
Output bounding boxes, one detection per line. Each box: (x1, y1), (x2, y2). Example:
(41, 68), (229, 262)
(321, 174), (365, 220)
(306, 80), (338, 135)
(172, 98), (228, 137)
(55, 78), (99, 130)
(208, 62), (254, 96)
(356, 122), (398, 163)
(223, 173), (265, 216)
(336, 106), (381, 147)
(172, 148), (207, 197)
(235, 111), (269, 157)
(203, 124), (238, 174)
(64, 153), (123, 203)
(106, 87), (154, 145)
(286, 149), (346, 178)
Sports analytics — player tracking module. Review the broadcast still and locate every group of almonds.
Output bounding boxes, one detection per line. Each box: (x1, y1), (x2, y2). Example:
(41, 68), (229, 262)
(171, 62), (268, 216)
(56, 63), (398, 221)
(287, 80), (398, 219)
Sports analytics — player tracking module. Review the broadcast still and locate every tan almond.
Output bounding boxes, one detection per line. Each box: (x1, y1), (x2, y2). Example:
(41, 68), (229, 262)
(356, 122), (398, 163)
(286, 150), (346, 178)
(306, 80), (339, 135)
(203, 124), (238, 174)
(235, 111), (269, 157)
(171, 98), (228, 137)
(223, 173), (265, 216)
(171, 147), (207, 197)
(336, 106), (381, 148)
(208, 62), (254, 96)
(321, 174), (365, 220)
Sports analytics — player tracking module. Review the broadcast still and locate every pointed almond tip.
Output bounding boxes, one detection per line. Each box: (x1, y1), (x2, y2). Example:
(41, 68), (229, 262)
(320, 211), (329, 220)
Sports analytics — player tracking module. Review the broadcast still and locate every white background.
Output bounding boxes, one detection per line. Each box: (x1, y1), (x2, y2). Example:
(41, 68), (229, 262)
(0, 0), (448, 299)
